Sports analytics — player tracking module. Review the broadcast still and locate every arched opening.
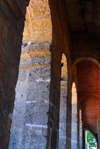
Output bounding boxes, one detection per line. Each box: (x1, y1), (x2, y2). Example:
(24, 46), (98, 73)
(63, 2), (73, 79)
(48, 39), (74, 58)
(1, 0), (100, 148)
(76, 60), (100, 149)
(84, 129), (97, 149)
(73, 57), (100, 68)
(58, 53), (68, 149)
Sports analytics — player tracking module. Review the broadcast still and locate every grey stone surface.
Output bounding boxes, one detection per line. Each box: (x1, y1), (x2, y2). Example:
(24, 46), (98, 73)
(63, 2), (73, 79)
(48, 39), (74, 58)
(25, 102), (49, 125)
(21, 43), (51, 54)
(60, 89), (67, 96)
(9, 69), (29, 149)
(71, 130), (78, 141)
(71, 141), (77, 149)
(28, 66), (51, 81)
(21, 126), (47, 149)
(58, 83), (67, 149)
(72, 104), (77, 114)
(9, 44), (69, 149)
(71, 103), (78, 149)
(58, 138), (66, 149)
(9, 45), (51, 149)
(18, 69), (29, 82)
(20, 59), (31, 66)
(59, 123), (66, 137)
(72, 115), (77, 123)
(26, 81), (50, 102)
(31, 55), (51, 64)
(72, 123), (77, 131)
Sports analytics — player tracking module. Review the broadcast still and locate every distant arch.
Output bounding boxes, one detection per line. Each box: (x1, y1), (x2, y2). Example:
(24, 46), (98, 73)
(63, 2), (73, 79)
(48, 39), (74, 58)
(72, 57), (100, 69)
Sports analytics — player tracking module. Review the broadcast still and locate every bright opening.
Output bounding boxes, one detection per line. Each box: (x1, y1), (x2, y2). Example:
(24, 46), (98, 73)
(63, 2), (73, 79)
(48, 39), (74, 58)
(85, 130), (97, 149)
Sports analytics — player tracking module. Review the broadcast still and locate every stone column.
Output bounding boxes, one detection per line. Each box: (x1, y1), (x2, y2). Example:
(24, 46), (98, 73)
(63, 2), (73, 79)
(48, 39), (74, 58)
(9, 67), (29, 149)
(0, 19), (24, 149)
(58, 81), (67, 149)
(48, 0), (71, 147)
(9, 43), (51, 149)
(46, 46), (62, 149)
(0, 1), (29, 148)
(71, 83), (78, 149)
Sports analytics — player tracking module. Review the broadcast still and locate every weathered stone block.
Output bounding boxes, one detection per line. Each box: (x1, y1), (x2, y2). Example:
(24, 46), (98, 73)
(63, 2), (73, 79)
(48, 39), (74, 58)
(21, 125), (47, 149)
(58, 138), (66, 149)
(31, 55), (51, 64)
(60, 96), (67, 109)
(31, 17), (52, 31)
(20, 58), (31, 66)
(72, 104), (77, 114)
(71, 130), (78, 141)
(17, 69), (29, 82)
(24, 102), (49, 125)
(29, 0), (50, 18)
(59, 108), (66, 123)
(32, 31), (52, 43)
(28, 66), (51, 81)
(71, 122), (77, 131)
(59, 123), (66, 137)
(71, 141), (77, 149)
(26, 82), (50, 101)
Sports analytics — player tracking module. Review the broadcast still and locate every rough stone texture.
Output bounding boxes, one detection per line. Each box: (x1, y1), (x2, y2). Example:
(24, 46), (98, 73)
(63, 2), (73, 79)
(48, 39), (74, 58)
(46, 0), (72, 148)
(9, 68), (29, 149)
(9, 43), (69, 149)
(58, 94), (67, 149)
(0, 1), (30, 148)
(1, 0), (100, 148)
(9, 43), (51, 149)
(23, 0), (52, 43)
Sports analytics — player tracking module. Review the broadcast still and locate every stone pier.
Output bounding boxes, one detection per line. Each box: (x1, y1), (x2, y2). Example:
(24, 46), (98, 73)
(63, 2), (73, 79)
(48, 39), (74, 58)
(9, 43), (51, 149)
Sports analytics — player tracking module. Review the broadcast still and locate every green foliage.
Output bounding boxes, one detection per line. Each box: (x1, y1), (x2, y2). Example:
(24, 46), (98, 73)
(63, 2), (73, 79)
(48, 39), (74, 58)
(86, 131), (97, 148)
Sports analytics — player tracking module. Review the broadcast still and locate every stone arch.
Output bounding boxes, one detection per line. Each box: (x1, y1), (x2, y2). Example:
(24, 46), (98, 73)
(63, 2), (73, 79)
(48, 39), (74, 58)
(74, 58), (100, 149)
(80, 95), (99, 133)
(72, 57), (100, 69)
(84, 127), (98, 142)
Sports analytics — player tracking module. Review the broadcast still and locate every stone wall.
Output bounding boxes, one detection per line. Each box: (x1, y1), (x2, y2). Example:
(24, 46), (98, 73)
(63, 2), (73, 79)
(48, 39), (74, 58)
(9, 42), (71, 149)
(9, 43), (51, 149)
(58, 81), (67, 149)
(2, 0), (100, 148)
(0, 1), (30, 148)
(23, 0), (52, 44)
